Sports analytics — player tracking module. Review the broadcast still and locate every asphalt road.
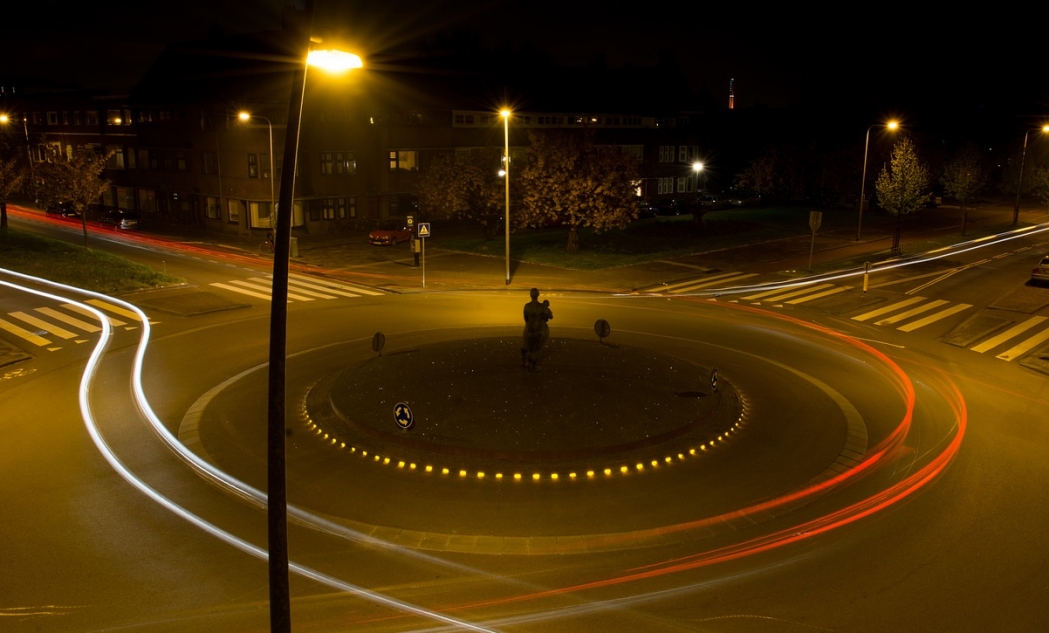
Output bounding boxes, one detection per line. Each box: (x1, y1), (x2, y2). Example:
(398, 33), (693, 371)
(3, 213), (1049, 632)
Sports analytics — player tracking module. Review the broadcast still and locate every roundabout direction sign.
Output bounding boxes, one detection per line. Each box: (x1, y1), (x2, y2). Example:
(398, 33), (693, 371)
(710, 366), (719, 393)
(393, 402), (414, 430)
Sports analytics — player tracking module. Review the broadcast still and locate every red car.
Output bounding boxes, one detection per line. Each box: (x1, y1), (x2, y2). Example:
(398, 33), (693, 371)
(368, 219), (412, 245)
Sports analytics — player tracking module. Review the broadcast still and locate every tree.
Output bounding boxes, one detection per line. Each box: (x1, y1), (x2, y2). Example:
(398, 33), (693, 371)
(417, 148), (508, 240)
(875, 137), (929, 253)
(0, 156), (25, 233)
(36, 148), (112, 246)
(518, 129), (640, 253)
(940, 144), (987, 236)
(1028, 166), (1049, 215)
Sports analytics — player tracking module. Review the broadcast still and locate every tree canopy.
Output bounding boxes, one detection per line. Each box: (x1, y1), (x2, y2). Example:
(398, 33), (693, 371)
(517, 129), (640, 253)
(875, 137), (929, 217)
(36, 149), (112, 215)
(941, 144), (986, 236)
(417, 147), (510, 239)
(0, 156), (25, 231)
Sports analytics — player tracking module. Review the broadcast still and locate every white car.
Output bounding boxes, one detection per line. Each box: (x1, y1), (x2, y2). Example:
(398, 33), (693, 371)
(1031, 256), (1049, 285)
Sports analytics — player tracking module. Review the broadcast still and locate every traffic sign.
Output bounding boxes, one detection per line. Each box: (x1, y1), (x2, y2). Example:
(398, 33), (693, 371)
(710, 367), (719, 392)
(393, 402), (414, 430)
(417, 223), (431, 237)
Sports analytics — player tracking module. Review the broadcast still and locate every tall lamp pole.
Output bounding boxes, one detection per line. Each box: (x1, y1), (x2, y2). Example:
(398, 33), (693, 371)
(857, 120), (899, 241)
(501, 109), (512, 285)
(265, 4), (362, 627)
(238, 112), (276, 231)
(1013, 125), (1049, 226)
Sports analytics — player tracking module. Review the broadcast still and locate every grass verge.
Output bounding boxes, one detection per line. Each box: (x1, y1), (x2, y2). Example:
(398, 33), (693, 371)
(0, 228), (184, 293)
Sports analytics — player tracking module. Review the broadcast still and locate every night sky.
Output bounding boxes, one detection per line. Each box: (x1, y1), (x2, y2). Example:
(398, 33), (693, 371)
(3, 2), (1045, 146)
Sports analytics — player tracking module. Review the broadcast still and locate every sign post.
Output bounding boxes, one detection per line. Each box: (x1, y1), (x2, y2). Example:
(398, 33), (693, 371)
(807, 211), (823, 271)
(417, 222), (431, 288)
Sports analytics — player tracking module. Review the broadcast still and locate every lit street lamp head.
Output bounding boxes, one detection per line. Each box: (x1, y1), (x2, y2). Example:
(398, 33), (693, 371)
(692, 161), (704, 173)
(306, 49), (363, 73)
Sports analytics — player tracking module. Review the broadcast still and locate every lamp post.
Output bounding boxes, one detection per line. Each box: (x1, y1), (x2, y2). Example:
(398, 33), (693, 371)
(266, 19), (362, 631)
(237, 112), (276, 233)
(0, 113), (37, 202)
(1012, 124), (1049, 226)
(692, 161), (704, 192)
(857, 120), (899, 241)
(501, 109), (511, 285)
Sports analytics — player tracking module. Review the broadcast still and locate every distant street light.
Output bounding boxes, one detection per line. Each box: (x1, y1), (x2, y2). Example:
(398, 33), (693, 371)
(266, 30), (362, 633)
(0, 113), (37, 203)
(237, 112), (276, 233)
(501, 108), (511, 285)
(857, 120), (899, 241)
(1012, 124), (1049, 226)
(692, 161), (704, 194)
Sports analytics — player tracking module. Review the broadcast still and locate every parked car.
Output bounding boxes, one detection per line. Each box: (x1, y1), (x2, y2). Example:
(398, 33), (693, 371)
(45, 201), (80, 219)
(99, 209), (141, 230)
(368, 219), (412, 245)
(1031, 256), (1049, 285)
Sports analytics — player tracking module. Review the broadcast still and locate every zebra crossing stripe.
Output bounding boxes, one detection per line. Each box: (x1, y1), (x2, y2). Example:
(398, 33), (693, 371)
(668, 272), (759, 293)
(897, 303), (972, 332)
(234, 279), (315, 302)
(254, 278), (338, 300)
(996, 327), (1049, 361)
(35, 307), (101, 333)
(756, 283), (835, 303)
(874, 300), (949, 326)
(785, 286), (850, 304)
(63, 303), (126, 327)
(853, 297), (927, 322)
(287, 278), (360, 298)
(0, 317), (51, 346)
(210, 282), (276, 301)
(971, 317), (1048, 354)
(86, 299), (140, 321)
(8, 311), (77, 339)
(288, 273), (383, 296)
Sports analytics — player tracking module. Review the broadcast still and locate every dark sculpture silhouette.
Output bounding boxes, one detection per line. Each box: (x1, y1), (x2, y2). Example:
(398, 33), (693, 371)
(521, 288), (553, 370)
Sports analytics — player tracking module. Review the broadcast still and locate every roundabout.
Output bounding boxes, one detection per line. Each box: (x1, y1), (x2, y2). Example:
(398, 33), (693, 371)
(180, 294), (948, 555)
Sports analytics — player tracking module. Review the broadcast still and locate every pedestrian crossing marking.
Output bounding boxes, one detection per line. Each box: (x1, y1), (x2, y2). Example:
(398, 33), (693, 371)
(897, 303), (972, 332)
(62, 303), (127, 327)
(0, 317), (51, 346)
(654, 272), (759, 294)
(228, 279), (314, 302)
(996, 327), (1049, 361)
(210, 282), (280, 302)
(874, 300), (949, 326)
(853, 297), (927, 322)
(8, 311), (77, 339)
(971, 316), (1048, 354)
(290, 273), (383, 296)
(209, 274), (384, 302)
(755, 283), (836, 303)
(35, 307), (101, 333)
(85, 299), (140, 321)
(785, 286), (850, 304)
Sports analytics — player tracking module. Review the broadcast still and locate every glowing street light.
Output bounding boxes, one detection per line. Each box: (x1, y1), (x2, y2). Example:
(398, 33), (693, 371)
(501, 108), (511, 285)
(265, 33), (362, 632)
(1013, 124), (1049, 226)
(237, 111), (276, 234)
(857, 120), (899, 241)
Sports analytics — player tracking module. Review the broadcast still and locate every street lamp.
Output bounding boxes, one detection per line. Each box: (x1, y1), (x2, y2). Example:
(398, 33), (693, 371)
(266, 34), (362, 633)
(501, 108), (511, 285)
(1012, 124), (1049, 226)
(692, 161), (704, 193)
(857, 120), (899, 241)
(237, 112), (276, 234)
(0, 113), (37, 203)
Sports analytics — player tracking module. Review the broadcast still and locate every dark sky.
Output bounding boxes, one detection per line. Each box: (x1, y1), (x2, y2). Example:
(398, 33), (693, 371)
(3, 2), (1045, 144)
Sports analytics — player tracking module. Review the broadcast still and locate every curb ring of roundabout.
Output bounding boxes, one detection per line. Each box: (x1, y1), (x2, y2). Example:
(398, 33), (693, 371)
(182, 296), (966, 560)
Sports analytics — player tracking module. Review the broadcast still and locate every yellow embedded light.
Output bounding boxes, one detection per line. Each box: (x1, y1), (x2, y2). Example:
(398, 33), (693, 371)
(514, 473), (522, 480)
(339, 442), (346, 449)
(477, 472), (485, 479)
(636, 463), (644, 471)
(410, 463), (416, 470)
(425, 465), (433, 472)
(397, 461), (405, 468)
(459, 470), (467, 478)
(441, 468), (449, 475)
(374, 455), (380, 462)
(532, 473), (541, 481)
(689, 448), (696, 455)
(307, 49), (363, 73)
(604, 468), (612, 476)
(651, 460), (658, 468)
(383, 457), (390, 464)
(620, 466), (629, 474)
(551, 473), (559, 481)
(587, 470), (595, 478)
(665, 457), (672, 464)
(569, 473), (577, 479)
(362, 450), (367, 456)
(495, 473), (503, 480)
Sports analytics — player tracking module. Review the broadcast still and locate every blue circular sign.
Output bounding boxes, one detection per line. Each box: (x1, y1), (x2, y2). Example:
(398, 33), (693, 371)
(393, 402), (414, 430)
